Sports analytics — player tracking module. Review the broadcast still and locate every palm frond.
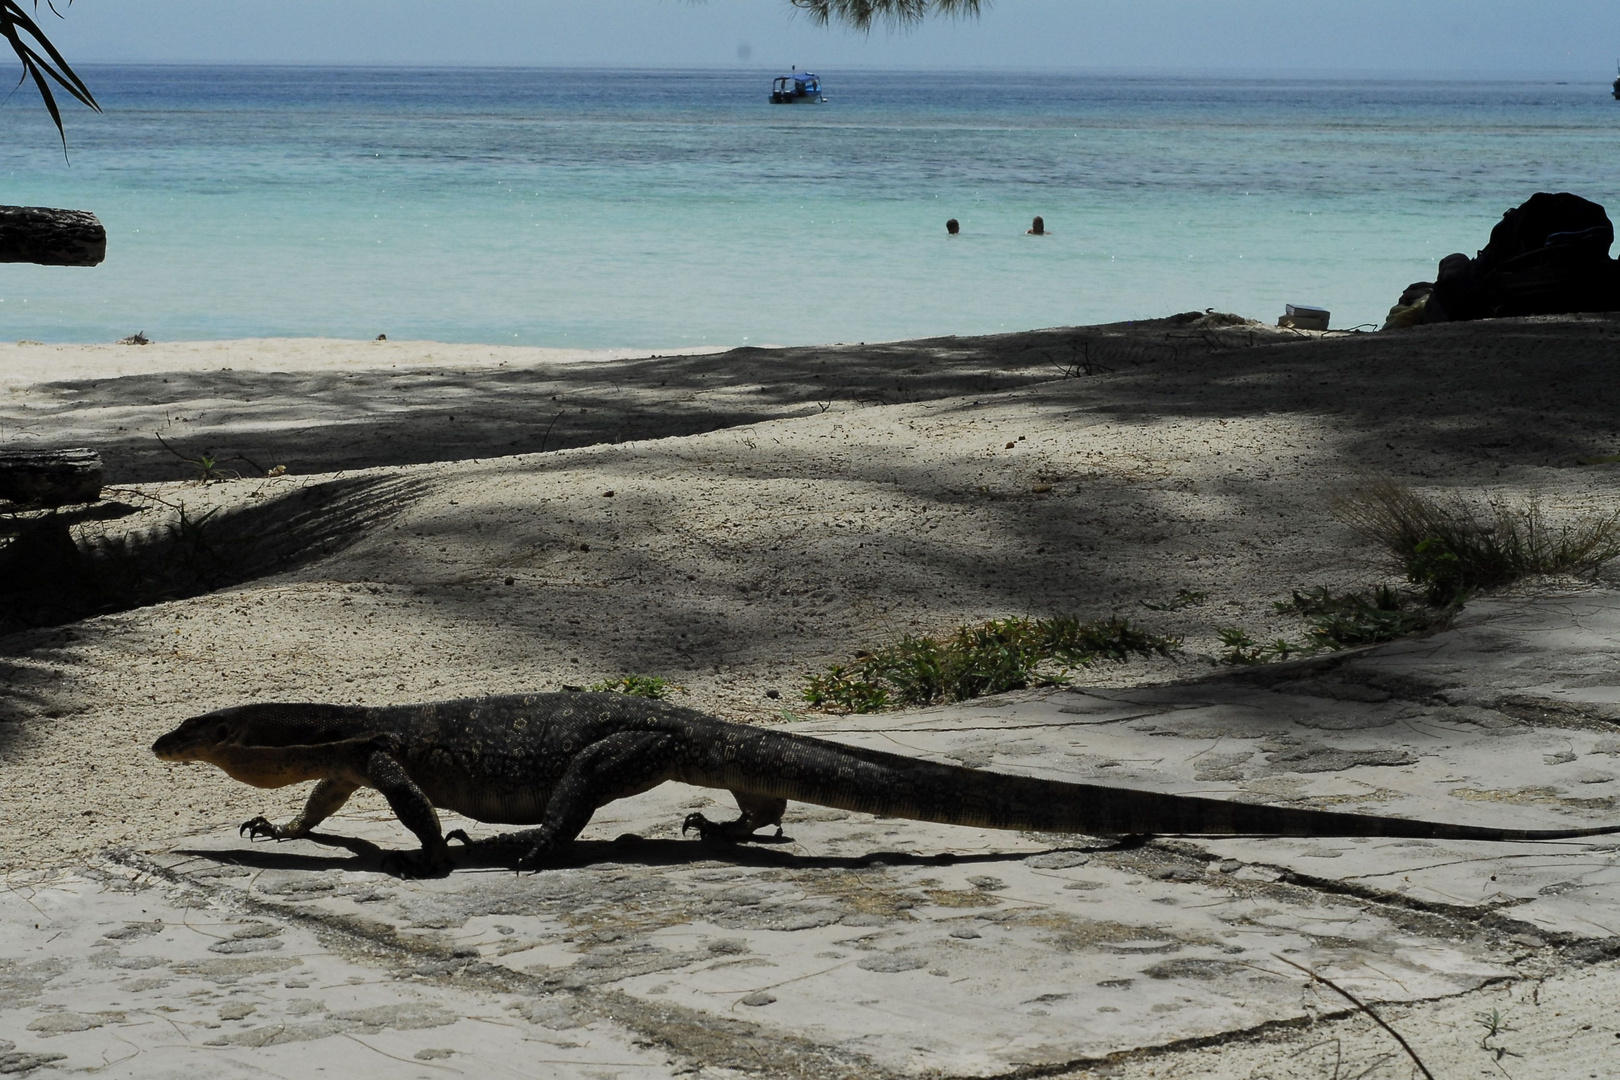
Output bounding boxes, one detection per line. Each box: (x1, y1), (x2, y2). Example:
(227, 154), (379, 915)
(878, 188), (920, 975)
(789, 0), (984, 31)
(1, 0), (99, 147)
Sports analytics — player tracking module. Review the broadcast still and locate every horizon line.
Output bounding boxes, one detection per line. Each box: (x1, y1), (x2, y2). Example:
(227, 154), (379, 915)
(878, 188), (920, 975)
(59, 59), (1615, 82)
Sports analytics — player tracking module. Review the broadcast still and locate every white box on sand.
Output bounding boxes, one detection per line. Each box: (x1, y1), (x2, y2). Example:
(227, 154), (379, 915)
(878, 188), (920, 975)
(1278, 304), (1330, 331)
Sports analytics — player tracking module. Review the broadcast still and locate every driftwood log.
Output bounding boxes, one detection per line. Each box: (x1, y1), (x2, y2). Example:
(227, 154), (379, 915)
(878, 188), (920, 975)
(0, 205), (106, 267)
(0, 448), (103, 506)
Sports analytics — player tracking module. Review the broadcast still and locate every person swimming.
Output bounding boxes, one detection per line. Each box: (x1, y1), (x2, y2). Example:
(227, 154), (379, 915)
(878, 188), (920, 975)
(946, 218), (960, 235)
(1027, 216), (1046, 235)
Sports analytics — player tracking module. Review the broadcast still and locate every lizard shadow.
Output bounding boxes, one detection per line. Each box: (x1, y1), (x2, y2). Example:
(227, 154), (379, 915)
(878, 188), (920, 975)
(172, 831), (1094, 876)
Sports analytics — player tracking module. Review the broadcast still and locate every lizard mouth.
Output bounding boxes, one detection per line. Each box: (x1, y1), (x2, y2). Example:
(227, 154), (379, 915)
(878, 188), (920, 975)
(151, 732), (191, 760)
(152, 725), (235, 761)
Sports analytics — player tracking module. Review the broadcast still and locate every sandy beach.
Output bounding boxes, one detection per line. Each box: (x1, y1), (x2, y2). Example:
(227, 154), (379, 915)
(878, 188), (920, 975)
(7, 311), (1620, 1080)
(4, 310), (1620, 871)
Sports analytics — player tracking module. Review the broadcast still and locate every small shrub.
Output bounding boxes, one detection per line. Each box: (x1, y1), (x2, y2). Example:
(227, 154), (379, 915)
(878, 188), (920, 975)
(1032, 614), (1178, 664)
(802, 663), (890, 713)
(1279, 585), (1441, 649)
(586, 674), (683, 699)
(1216, 627), (1306, 665)
(804, 615), (1177, 714)
(1218, 584), (1444, 666)
(1333, 477), (1620, 604)
(1405, 537), (1466, 605)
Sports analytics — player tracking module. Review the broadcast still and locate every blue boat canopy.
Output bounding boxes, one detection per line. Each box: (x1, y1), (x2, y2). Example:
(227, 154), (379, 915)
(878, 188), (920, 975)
(770, 71), (825, 103)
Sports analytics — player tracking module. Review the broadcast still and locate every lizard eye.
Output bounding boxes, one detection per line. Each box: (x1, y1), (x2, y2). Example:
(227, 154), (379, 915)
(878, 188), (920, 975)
(213, 724), (232, 743)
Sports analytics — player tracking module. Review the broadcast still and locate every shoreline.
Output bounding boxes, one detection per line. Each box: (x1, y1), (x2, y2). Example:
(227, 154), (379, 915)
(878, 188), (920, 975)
(0, 337), (731, 388)
(0, 314), (1295, 486)
(0, 311), (1304, 391)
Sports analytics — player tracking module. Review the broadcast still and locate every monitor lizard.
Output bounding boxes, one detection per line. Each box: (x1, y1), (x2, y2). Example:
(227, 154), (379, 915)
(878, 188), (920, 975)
(152, 692), (1620, 876)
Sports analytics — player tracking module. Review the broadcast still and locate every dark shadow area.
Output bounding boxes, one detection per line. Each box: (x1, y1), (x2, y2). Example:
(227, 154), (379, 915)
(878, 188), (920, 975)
(355, 444), (1305, 693)
(0, 657), (62, 754)
(8, 316), (1274, 483)
(0, 474), (428, 634)
(174, 832), (1079, 876)
(332, 310), (1620, 698)
(238, 315), (1620, 695)
(1065, 315), (1620, 471)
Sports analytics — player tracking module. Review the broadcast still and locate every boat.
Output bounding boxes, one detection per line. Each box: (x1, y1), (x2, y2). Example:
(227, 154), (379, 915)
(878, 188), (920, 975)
(1613, 62), (1620, 100)
(770, 69), (826, 104)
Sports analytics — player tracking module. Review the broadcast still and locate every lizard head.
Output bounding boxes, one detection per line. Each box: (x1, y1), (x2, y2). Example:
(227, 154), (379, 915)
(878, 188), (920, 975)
(153, 703), (373, 788)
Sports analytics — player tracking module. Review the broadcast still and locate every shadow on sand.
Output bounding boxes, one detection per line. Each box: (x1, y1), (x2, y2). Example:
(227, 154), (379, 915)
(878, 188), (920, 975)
(171, 830), (1092, 877)
(0, 474), (428, 634)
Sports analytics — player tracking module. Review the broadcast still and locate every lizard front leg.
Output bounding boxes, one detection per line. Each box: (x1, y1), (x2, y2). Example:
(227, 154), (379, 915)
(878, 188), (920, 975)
(241, 778), (359, 842)
(363, 750), (455, 878)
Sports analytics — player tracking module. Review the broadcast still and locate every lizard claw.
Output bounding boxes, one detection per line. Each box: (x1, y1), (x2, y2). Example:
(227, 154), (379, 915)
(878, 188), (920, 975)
(239, 816), (279, 841)
(515, 845), (553, 874)
(682, 812), (745, 841)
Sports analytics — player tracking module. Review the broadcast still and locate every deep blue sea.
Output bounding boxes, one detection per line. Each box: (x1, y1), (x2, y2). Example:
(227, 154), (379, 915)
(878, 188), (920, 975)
(1, 66), (1617, 347)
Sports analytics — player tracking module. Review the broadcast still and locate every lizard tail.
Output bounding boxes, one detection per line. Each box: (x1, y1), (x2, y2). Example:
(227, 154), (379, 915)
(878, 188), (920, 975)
(707, 730), (1620, 842)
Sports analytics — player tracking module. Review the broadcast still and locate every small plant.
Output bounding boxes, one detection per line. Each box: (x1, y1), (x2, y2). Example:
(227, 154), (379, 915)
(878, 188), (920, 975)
(155, 432), (239, 483)
(587, 674), (683, 699)
(1142, 588), (1208, 612)
(1217, 584), (1444, 666)
(1215, 627), (1304, 665)
(804, 615), (1177, 714)
(1333, 476), (1620, 604)
(1474, 1006), (1506, 1045)
(803, 662), (892, 713)
(1279, 585), (1442, 649)
(192, 453), (226, 482)
(1216, 627), (1261, 664)
(1474, 1006), (1513, 1058)
(1404, 537), (1466, 604)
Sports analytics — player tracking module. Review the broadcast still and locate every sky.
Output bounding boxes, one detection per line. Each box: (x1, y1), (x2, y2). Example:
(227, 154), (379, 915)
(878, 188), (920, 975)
(32, 1), (1620, 77)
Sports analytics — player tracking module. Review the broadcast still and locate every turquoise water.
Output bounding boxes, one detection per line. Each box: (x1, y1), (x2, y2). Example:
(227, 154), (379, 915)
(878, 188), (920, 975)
(0, 66), (1617, 347)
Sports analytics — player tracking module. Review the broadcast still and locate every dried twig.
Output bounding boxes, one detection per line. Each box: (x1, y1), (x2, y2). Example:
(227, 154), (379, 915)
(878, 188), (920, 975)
(1273, 955), (1436, 1080)
(537, 411), (564, 454)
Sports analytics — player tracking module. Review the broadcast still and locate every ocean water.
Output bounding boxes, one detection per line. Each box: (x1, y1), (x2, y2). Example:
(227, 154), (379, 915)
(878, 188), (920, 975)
(0, 66), (1616, 348)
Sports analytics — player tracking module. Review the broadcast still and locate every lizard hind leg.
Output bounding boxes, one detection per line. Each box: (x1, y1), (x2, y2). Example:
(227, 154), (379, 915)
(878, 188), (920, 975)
(683, 792), (789, 843)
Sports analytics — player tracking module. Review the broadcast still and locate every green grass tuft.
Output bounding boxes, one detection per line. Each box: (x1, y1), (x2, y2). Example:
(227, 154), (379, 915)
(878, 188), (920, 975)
(1215, 627), (1309, 666)
(586, 674), (684, 699)
(804, 615), (1177, 713)
(1333, 477), (1620, 604)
